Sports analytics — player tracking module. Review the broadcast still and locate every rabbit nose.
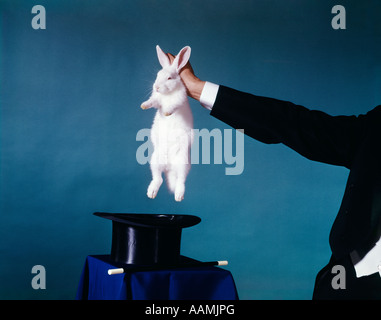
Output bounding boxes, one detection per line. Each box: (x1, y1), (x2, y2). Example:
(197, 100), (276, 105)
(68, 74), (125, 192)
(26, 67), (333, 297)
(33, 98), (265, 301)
(154, 84), (160, 92)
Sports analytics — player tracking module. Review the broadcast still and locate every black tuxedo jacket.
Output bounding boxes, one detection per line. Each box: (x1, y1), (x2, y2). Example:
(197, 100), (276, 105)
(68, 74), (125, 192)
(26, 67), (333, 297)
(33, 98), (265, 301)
(210, 85), (381, 259)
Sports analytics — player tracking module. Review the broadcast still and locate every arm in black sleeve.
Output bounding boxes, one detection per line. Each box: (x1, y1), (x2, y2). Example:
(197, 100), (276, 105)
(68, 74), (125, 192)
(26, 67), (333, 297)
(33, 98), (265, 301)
(210, 85), (366, 169)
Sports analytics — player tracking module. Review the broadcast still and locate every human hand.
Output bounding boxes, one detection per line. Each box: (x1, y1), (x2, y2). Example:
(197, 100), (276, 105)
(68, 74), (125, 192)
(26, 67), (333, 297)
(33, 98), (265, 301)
(167, 53), (205, 101)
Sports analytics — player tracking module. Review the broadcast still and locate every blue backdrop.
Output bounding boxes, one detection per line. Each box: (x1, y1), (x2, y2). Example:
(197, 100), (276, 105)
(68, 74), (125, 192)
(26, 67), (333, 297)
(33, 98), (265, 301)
(1, 0), (380, 299)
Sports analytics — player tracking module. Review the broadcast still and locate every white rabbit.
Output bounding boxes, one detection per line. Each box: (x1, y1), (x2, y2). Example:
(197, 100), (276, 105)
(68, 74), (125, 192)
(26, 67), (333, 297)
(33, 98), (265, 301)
(141, 45), (193, 202)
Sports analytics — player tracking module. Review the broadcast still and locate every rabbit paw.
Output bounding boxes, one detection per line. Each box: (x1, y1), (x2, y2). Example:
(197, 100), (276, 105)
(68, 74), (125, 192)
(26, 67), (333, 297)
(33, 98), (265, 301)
(175, 193), (184, 202)
(174, 186), (185, 202)
(147, 180), (161, 199)
(147, 186), (158, 199)
(141, 99), (155, 110)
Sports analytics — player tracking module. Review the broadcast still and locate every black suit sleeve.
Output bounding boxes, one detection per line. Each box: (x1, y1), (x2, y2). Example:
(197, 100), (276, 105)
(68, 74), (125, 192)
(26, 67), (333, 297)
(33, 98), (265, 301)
(210, 85), (366, 169)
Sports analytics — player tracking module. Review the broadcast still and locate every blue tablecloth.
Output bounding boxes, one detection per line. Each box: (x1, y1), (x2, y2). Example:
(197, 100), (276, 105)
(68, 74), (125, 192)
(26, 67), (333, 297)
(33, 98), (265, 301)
(76, 255), (239, 300)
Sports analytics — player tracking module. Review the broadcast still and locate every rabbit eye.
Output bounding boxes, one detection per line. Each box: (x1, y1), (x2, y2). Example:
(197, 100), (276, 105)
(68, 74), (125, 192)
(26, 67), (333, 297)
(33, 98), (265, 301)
(167, 77), (172, 80)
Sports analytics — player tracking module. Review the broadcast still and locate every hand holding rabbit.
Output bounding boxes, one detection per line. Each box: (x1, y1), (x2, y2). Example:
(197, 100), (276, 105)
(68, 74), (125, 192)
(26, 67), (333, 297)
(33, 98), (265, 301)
(165, 52), (206, 102)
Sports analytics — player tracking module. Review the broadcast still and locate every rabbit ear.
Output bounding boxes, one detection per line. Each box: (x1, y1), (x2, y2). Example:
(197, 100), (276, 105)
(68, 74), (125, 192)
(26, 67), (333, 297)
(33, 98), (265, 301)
(173, 46), (191, 72)
(156, 45), (170, 68)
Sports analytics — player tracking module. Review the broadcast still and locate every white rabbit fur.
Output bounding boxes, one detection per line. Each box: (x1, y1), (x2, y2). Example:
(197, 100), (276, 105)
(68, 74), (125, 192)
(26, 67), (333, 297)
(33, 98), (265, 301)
(141, 45), (193, 201)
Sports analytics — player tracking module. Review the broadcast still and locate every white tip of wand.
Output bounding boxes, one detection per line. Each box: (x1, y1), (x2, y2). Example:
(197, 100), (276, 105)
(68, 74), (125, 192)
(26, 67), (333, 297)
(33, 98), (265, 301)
(217, 260), (229, 266)
(108, 268), (124, 275)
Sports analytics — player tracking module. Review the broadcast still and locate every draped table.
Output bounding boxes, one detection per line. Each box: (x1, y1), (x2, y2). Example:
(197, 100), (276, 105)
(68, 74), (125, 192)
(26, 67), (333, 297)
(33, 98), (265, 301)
(76, 255), (239, 300)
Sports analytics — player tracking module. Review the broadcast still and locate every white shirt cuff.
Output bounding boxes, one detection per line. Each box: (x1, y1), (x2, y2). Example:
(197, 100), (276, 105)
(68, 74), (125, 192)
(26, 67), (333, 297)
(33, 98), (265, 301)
(200, 81), (220, 110)
(350, 235), (381, 278)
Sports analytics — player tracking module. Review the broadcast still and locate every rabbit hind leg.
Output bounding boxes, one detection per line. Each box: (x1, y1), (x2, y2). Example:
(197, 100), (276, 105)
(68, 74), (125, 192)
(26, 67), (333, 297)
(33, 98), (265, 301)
(147, 161), (163, 199)
(174, 165), (190, 202)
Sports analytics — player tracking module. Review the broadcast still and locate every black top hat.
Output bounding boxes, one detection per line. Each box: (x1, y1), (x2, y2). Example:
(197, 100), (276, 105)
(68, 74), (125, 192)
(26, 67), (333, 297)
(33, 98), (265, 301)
(94, 212), (201, 265)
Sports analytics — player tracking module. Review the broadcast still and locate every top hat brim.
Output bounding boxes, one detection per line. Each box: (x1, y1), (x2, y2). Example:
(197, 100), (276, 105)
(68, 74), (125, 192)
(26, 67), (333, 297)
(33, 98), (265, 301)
(93, 212), (201, 229)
